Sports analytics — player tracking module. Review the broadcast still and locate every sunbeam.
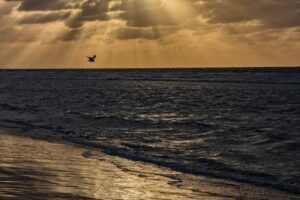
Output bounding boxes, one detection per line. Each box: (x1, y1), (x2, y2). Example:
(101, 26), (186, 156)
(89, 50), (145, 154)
(0, 0), (299, 68)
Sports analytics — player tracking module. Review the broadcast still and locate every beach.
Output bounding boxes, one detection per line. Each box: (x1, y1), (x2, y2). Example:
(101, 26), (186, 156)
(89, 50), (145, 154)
(0, 129), (299, 200)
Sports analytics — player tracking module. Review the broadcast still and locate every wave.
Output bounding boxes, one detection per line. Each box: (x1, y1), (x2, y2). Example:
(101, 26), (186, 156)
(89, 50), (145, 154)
(0, 117), (299, 194)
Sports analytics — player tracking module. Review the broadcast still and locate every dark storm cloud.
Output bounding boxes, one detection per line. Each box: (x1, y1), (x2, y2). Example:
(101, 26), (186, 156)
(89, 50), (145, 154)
(5, 0), (77, 10)
(18, 11), (71, 24)
(18, 0), (69, 11)
(63, 0), (110, 28)
(197, 0), (300, 28)
(2, 0), (300, 41)
(11, 0), (112, 28)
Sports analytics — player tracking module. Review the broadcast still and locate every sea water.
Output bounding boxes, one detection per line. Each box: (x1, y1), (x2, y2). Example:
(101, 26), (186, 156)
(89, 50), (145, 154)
(0, 68), (299, 193)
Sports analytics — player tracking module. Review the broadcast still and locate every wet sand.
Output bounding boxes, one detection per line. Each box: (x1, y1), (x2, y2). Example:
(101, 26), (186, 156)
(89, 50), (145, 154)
(0, 130), (298, 200)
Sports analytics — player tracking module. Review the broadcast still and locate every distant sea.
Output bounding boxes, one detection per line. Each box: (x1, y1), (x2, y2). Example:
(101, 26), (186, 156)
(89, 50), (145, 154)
(0, 67), (299, 193)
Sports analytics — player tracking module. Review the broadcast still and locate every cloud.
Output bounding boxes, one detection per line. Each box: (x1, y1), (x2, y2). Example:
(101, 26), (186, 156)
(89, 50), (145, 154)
(0, 0), (18, 15)
(111, 26), (162, 40)
(18, 11), (71, 24)
(16, 0), (73, 11)
(197, 0), (300, 28)
(1, 0), (300, 42)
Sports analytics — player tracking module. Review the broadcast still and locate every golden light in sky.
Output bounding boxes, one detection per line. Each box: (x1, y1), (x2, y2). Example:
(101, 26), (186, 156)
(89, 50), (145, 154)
(0, 0), (299, 68)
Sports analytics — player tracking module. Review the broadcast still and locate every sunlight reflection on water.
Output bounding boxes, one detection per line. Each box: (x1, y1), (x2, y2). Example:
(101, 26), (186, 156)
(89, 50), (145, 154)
(0, 130), (298, 200)
(0, 131), (202, 200)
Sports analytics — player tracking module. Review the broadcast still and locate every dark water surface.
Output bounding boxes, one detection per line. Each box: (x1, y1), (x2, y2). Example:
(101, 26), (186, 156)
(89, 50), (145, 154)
(2, 131), (298, 200)
(0, 68), (299, 194)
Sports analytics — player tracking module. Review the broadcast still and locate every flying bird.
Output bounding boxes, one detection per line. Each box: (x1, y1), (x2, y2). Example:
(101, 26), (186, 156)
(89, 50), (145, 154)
(87, 55), (96, 62)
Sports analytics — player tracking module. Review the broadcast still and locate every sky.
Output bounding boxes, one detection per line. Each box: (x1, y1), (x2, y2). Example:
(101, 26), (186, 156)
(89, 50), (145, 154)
(0, 0), (299, 68)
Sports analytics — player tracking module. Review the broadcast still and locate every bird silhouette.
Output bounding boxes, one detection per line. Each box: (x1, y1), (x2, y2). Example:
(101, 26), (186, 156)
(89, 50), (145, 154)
(87, 55), (96, 62)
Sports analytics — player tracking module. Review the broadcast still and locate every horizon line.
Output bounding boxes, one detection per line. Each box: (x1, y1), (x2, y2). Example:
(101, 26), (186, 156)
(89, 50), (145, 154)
(0, 66), (300, 70)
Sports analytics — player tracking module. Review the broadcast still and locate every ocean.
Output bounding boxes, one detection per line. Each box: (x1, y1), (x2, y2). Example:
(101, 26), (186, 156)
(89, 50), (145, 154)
(0, 68), (299, 194)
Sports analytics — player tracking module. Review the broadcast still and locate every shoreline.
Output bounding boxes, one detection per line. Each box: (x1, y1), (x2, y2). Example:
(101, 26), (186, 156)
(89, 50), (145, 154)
(0, 128), (299, 200)
(1, 122), (299, 195)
